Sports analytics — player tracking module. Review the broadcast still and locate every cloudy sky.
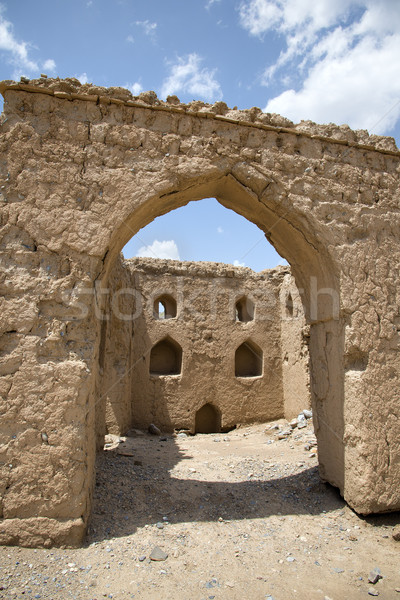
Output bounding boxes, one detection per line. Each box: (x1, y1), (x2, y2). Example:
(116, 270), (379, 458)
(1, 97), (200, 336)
(1, 0), (399, 270)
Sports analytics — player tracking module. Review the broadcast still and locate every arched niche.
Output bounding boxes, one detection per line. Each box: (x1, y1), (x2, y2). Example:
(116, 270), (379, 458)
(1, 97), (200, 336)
(235, 295), (255, 322)
(235, 339), (263, 377)
(153, 294), (177, 319)
(285, 292), (294, 318)
(195, 403), (221, 434)
(149, 336), (182, 376)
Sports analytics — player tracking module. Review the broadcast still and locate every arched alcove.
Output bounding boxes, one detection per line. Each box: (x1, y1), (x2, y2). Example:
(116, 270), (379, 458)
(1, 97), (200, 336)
(195, 403), (221, 434)
(149, 336), (182, 376)
(285, 292), (294, 318)
(153, 294), (177, 319)
(235, 339), (263, 377)
(235, 296), (255, 322)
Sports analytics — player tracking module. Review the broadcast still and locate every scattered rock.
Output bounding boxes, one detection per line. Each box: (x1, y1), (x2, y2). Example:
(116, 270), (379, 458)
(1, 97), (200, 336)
(368, 588), (379, 596)
(392, 525), (400, 541)
(117, 450), (135, 457)
(302, 409), (313, 419)
(368, 568), (381, 584)
(278, 430), (291, 439)
(149, 546), (168, 561)
(148, 424), (161, 436)
(128, 428), (145, 436)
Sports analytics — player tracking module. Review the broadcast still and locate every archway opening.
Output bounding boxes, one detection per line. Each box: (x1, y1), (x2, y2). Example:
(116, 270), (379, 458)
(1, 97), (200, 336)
(195, 403), (221, 434)
(122, 197), (286, 272)
(97, 173), (342, 504)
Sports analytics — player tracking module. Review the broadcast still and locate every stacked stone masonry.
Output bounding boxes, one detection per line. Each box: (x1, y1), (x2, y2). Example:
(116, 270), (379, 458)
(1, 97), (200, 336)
(0, 77), (399, 547)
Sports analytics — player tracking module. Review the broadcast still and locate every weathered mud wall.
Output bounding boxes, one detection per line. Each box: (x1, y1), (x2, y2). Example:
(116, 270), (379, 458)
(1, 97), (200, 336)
(280, 273), (311, 420)
(97, 256), (135, 443)
(0, 77), (399, 546)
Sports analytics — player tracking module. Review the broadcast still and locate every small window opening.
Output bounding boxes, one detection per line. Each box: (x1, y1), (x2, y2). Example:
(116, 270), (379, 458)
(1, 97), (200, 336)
(153, 294), (177, 319)
(235, 296), (254, 322)
(157, 301), (166, 319)
(235, 339), (263, 377)
(150, 336), (182, 375)
(286, 292), (294, 317)
(195, 403), (221, 434)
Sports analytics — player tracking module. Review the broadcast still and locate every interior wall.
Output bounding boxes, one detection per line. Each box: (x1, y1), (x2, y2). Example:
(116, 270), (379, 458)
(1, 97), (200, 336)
(103, 257), (310, 434)
(280, 273), (311, 419)
(97, 255), (135, 438)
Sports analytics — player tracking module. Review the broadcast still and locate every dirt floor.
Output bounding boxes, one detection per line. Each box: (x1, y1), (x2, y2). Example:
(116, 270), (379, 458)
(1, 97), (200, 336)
(0, 419), (399, 600)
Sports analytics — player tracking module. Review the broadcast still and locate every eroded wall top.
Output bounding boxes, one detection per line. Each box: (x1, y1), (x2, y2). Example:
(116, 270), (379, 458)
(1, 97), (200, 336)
(1, 77), (399, 154)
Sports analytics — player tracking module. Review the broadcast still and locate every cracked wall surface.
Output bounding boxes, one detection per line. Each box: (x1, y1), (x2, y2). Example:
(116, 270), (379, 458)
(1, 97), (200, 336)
(0, 77), (399, 546)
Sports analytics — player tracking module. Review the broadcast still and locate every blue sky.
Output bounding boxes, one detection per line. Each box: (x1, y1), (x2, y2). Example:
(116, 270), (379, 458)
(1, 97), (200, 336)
(1, 0), (399, 270)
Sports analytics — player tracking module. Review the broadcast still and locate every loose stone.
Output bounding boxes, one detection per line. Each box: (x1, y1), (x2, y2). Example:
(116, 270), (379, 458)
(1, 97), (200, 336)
(148, 424), (161, 436)
(368, 568), (381, 584)
(149, 547), (168, 561)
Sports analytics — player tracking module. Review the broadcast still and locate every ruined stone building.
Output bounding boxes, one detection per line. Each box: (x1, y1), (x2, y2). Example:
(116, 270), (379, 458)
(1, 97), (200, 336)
(103, 257), (309, 437)
(0, 78), (399, 547)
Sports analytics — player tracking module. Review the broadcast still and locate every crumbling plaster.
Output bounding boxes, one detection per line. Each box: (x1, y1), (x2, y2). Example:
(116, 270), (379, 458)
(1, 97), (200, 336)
(0, 77), (399, 546)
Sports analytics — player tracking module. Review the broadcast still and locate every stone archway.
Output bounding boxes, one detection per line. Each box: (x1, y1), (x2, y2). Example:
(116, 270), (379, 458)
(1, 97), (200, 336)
(0, 77), (399, 547)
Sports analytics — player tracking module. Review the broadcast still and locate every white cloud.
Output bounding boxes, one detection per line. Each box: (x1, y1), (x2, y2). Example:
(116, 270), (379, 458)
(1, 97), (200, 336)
(0, 8), (38, 75)
(77, 72), (89, 85)
(135, 20), (157, 38)
(239, 0), (281, 35)
(161, 53), (222, 102)
(239, 0), (400, 134)
(128, 81), (143, 95)
(239, 0), (354, 37)
(206, 0), (222, 9)
(126, 35), (134, 44)
(42, 58), (56, 72)
(217, 226), (224, 234)
(136, 240), (180, 260)
(266, 33), (400, 132)
(234, 259), (246, 267)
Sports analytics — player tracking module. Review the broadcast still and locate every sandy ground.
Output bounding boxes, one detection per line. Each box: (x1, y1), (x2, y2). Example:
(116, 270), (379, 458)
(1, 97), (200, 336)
(0, 420), (399, 600)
